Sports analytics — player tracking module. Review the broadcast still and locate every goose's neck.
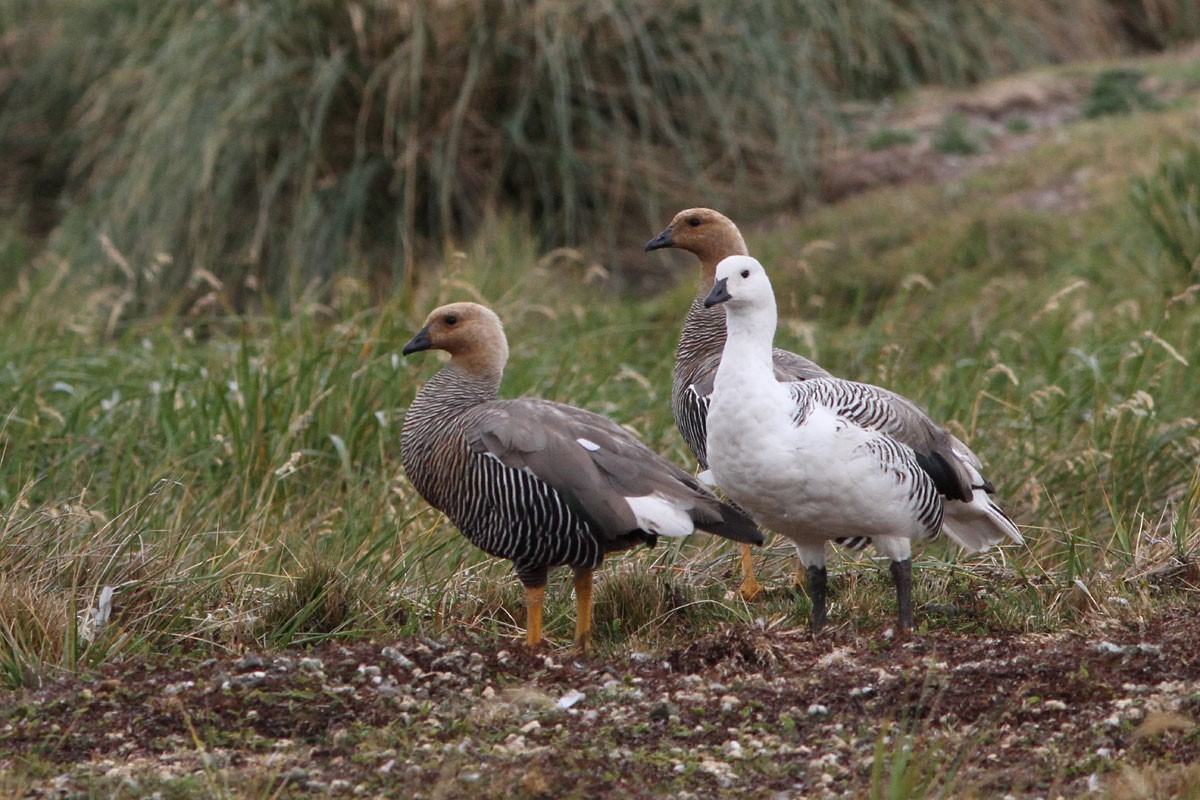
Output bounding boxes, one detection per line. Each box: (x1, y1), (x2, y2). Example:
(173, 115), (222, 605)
(404, 365), (498, 435)
(718, 301), (778, 381)
(677, 292), (727, 365)
(680, 254), (741, 358)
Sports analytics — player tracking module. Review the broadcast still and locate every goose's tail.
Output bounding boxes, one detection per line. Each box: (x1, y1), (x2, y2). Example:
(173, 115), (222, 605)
(940, 455), (1023, 552)
(942, 491), (1023, 552)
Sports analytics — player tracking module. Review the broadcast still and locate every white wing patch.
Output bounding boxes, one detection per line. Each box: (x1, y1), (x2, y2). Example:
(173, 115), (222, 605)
(625, 494), (694, 538)
(576, 438), (602, 451)
(695, 469), (718, 489)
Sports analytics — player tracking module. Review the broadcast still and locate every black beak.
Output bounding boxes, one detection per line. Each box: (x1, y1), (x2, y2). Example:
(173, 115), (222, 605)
(644, 227), (675, 252)
(703, 277), (731, 308)
(402, 325), (433, 355)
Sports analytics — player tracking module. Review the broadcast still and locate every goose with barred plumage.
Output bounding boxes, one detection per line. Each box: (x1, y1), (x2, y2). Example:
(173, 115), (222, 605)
(400, 302), (763, 652)
(646, 208), (830, 599)
(646, 208), (1020, 605)
(702, 256), (1022, 632)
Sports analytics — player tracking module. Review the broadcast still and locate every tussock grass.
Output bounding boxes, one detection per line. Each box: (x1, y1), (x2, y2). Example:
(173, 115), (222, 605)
(1084, 68), (1162, 118)
(3, 1), (1200, 311)
(1131, 138), (1200, 276)
(933, 113), (986, 156)
(259, 560), (366, 646)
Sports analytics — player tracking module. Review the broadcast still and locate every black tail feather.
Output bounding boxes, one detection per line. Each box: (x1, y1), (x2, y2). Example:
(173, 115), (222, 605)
(697, 502), (764, 545)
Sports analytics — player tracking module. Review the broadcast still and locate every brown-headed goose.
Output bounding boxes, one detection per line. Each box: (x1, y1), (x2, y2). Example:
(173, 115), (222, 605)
(401, 302), (763, 652)
(646, 208), (1020, 604)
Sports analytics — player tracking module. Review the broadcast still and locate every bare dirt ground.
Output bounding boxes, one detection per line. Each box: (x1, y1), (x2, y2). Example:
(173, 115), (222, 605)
(3, 600), (1200, 798)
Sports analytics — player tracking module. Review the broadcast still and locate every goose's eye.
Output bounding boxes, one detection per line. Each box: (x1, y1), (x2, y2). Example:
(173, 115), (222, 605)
(740, 269), (750, 278)
(688, 217), (701, 227)
(444, 315), (459, 326)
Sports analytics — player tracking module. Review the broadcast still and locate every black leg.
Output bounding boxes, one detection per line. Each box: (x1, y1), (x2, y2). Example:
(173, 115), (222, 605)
(806, 564), (828, 632)
(891, 558), (914, 633)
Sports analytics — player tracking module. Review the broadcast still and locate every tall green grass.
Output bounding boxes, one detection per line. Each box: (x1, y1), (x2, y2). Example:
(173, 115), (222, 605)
(4, 1), (1200, 311)
(2, 41), (1200, 685)
(3, 99), (1200, 684)
(1131, 138), (1200, 277)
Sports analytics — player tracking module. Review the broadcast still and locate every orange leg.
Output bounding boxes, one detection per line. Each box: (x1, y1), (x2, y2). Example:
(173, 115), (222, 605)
(524, 585), (545, 648)
(738, 544), (764, 601)
(573, 570), (594, 654)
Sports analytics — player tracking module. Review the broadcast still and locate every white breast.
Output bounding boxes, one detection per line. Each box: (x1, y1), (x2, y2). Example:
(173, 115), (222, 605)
(709, 384), (933, 544)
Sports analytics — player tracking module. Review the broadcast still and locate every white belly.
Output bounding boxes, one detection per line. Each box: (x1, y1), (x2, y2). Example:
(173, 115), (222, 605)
(708, 400), (925, 544)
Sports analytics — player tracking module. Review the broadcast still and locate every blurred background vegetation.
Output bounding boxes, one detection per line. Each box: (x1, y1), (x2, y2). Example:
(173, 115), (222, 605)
(2, 0), (1200, 313)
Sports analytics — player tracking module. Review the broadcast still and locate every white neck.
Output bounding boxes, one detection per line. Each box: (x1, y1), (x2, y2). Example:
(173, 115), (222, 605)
(716, 295), (778, 387)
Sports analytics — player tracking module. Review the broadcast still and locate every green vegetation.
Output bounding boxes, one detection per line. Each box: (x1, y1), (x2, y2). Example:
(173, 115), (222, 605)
(1004, 116), (1033, 134)
(932, 113), (985, 155)
(867, 128), (918, 151)
(3, 5), (1200, 794)
(1083, 68), (1161, 118)
(1130, 139), (1200, 276)
(3, 0), (1200, 309)
(3, 55), (1200, 691)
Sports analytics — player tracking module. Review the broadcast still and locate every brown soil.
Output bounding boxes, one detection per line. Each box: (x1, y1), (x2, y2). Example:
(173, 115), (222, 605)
(3, 602), (1199, 798)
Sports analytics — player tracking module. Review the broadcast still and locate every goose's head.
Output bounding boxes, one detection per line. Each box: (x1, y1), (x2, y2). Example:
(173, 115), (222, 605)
(704, 255), (774, 311)
(644, 208), (748, 278)
(403, 301), (509, 378)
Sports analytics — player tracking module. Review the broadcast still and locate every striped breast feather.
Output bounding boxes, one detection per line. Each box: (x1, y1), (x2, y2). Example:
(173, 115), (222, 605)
(676, 383), (711, 468)
(462, 447), (594, 562)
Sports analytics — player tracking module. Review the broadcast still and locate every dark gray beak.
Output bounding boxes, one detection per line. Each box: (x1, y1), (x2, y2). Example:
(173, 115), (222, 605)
(644, 227), (675, 252)
(703, 277), (731, 308)
(402, 325), (433, 355)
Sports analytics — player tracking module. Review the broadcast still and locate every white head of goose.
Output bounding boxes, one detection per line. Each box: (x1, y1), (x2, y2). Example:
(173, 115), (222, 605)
(702, 256), (1022, 634)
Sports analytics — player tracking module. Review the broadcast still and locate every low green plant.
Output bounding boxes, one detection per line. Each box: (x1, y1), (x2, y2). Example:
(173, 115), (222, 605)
(1083, 68), (1160, 118)
(1130, 140), (1200, 276)
(259, 560), (370, 646)
(867, 128), (918, 151)
(1004, 116), (1032, 133)
(932, 113), (984, 155)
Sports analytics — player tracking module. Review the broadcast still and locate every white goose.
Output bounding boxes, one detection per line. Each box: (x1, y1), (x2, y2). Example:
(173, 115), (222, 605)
(704, 255), (1022, 632)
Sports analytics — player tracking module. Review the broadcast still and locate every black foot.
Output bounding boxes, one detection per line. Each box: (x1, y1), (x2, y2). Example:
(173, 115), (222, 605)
(806, 564), (828, 632)
(891, 558), (914, 633)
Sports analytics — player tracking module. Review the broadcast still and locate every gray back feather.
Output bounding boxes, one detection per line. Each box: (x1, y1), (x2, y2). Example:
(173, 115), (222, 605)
(469, 398), (755, 541)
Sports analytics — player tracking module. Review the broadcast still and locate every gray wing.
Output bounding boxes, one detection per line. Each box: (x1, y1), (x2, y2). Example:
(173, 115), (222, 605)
(468, 399), (760, 543)
(771, 348), (832, 382)
(791, 378), (976, 501)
